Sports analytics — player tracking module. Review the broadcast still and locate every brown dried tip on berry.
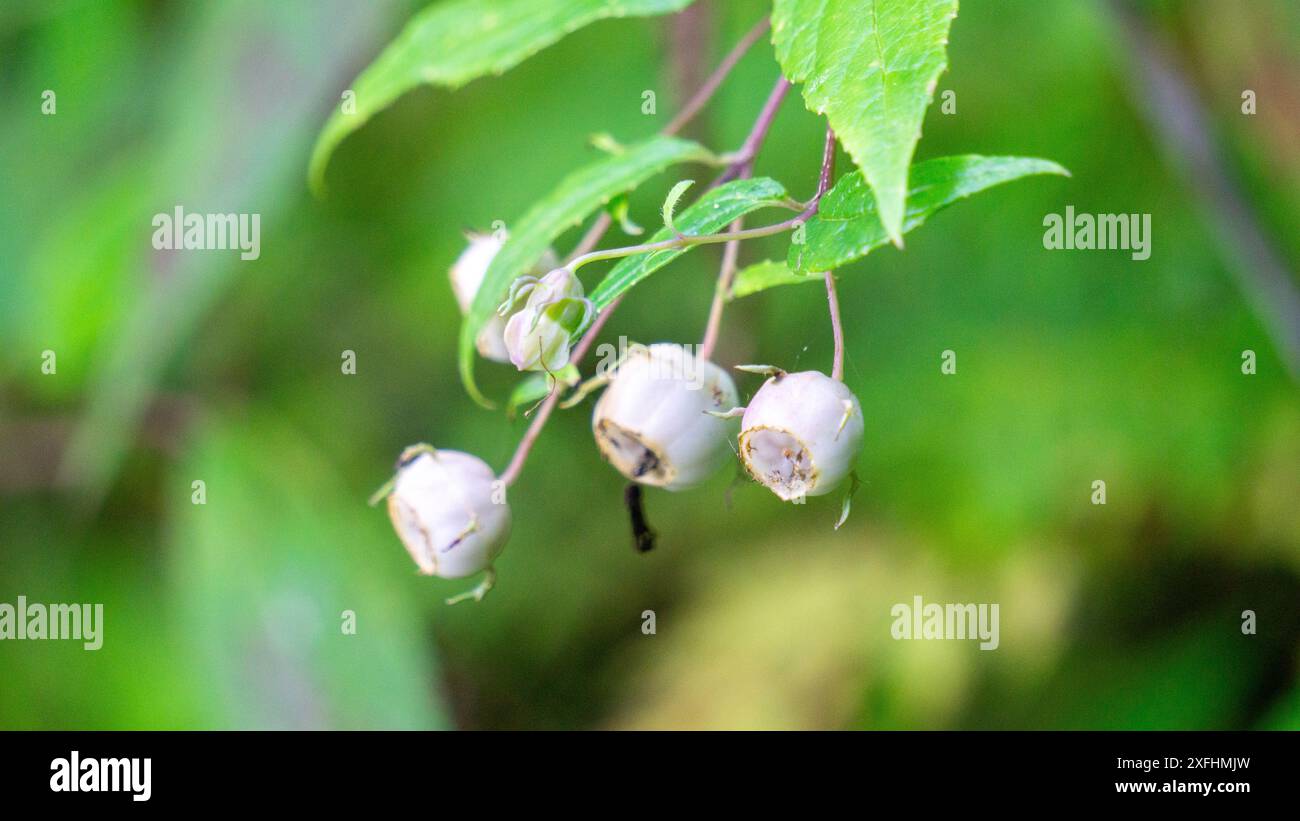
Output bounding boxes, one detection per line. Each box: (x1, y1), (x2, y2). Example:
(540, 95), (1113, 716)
(592, 343), (739, 490)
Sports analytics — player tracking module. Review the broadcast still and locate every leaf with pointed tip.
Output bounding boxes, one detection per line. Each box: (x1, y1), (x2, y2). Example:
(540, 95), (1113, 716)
(772, 0), (959, 246)
(308, 0), (696, 193)
(459, 135), (711, 406)
(585, 177), (790, 317)
(788, 155), (1069, 274)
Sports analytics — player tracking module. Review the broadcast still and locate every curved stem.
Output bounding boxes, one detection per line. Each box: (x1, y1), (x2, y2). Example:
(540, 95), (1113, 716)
(568, 212), (798, 273)
(699, 217), (743, 361)
(824, 271), (844, 381)
(664, 16), (771, 137)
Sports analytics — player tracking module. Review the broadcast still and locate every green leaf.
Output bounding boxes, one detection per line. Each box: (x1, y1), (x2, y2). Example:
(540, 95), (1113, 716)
(788, 155), (1069, 273)
(587, 177), (790, 314)
(507, 364), (580, 419)
(459, 135), (711, 406)
(607, 194), (644, 235)
(772, 0), (959, 246)
(309, 0), (695, 193)
(728, 259), (812, 300)
(661, 179), (694, 233)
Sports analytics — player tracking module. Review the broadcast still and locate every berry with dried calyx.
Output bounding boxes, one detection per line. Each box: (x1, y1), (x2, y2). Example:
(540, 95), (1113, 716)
(738, 369), (862, 501)
(378, 444), (509, 604)
(592, 343), (738, 490)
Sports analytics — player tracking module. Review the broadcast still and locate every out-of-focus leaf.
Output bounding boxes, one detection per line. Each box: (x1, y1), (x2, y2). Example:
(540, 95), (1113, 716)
(308, 0), (696, 192)
(586, 177), (790, 316)
(57, 0), (394, 508)
(728, 258), (811, 300)
(459, 136), (711, 406)
(772, 0), (959, 246)
(789, 155), (1069, 272)
(171, 414), (447, 729)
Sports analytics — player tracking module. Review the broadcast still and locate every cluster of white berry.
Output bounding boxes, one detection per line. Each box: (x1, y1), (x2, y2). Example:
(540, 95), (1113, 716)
(376, 232), (862, 603)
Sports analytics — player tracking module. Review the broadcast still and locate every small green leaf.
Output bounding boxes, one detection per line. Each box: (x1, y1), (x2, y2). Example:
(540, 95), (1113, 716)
(789, 155), (1069, 273)
(607, 194), (644, 235)
(507, 364), (580, 419)
(772, 0), (959, 246)
(587, 177), (789, 315)
(729, 259), (811, 300)
(661, 179), (694, 234)
(308, 0), (696, 193)
(459, 135), (711, 406)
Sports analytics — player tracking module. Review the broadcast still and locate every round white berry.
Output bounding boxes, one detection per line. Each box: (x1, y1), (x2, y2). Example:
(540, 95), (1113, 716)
(592, 343), (739, 490)
(386, 446), (510, 579)
(739, 370), (863, 500)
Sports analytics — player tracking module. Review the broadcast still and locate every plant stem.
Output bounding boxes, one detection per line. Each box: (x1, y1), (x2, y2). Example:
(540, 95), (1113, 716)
(713, 77), (790, 187)
(816, 126), (843, 381)
(698, 218), (743, 361)
(825, 271), (844, 381)
(664, 16), (771, 137)
(698, 76), (791, 360)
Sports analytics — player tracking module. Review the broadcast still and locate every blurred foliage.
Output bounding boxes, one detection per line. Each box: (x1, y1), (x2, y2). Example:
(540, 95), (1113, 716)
(0, 0), (1297, 729)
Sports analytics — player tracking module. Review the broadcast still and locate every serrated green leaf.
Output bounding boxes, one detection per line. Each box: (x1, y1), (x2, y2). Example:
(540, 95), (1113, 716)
(772, 0), (959, 246)
(587, 177), (790, 315)
(788, 155), (1069, 273)
(309, 0), (695, 193)
(459, 135), (711, 406)
(728, 259), (811, 300)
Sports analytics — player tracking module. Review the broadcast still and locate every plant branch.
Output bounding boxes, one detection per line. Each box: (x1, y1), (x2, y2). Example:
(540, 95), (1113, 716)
(664, 16), (771, 137)
(564, 15), (770, 267)
(699, 76), (792, 359)
(815, 126), (843, 381)
(712, 77), (791, 187)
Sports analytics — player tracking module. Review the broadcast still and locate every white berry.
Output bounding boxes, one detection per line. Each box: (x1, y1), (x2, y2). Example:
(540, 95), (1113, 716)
(385, 446), (510, 579)
(739, 370), (863, 500)
(592, 343), (739, 490)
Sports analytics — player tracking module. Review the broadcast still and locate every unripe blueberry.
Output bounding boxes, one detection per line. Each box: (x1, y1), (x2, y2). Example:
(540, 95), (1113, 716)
(739, 370), (863, 500)
(385, 445), (510, 579)
(502, 267), (592, 372)
(449, 232), (557, 363)
(592, 343), (739, 490)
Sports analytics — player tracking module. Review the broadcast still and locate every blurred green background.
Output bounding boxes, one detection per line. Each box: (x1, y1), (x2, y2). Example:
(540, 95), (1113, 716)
(1, 0), (1297, 729)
